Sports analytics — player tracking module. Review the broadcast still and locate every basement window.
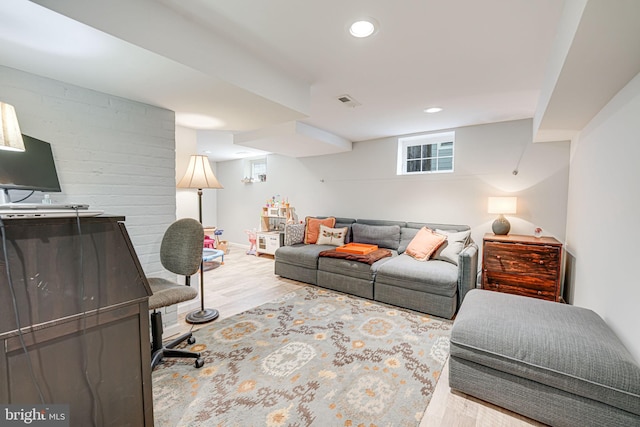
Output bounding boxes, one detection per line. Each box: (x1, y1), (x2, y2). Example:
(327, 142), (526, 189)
(250, 157), (267, 181)
(241, 156), (267, 183)
(397, 131), (455, 175)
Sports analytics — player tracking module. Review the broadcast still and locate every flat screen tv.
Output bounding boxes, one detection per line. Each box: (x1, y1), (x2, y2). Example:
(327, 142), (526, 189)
(0, 134), (62, 195)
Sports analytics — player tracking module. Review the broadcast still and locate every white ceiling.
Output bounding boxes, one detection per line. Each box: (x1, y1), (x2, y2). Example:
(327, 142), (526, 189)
(1, 1), (638, 161)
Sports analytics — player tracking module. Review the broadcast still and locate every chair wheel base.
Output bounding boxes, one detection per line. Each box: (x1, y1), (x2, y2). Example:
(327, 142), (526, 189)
(188, 336), (196, 345)
(186, 308), (219, 324)
(195, 358), (204, 368)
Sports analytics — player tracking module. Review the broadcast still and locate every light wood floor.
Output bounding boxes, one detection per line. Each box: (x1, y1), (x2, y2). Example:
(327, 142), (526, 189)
(175, 244), (544, 427)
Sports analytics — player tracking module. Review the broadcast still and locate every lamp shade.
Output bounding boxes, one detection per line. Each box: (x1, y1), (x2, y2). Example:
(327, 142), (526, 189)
(488, 197), (517, 215)
(0, 102), (25, 152)
(177, 155), (223, 189)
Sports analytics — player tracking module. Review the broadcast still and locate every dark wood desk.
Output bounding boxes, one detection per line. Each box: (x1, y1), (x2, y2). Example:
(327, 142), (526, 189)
(0, 216), (153, 426)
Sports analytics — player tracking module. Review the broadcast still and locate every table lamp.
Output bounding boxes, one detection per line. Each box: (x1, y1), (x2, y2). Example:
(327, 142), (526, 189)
(488, 196), (517, 235)
(177, 154), (224, 324)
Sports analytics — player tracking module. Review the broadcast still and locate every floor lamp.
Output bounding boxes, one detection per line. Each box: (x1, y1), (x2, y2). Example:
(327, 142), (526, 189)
(177, 154), (223, 324)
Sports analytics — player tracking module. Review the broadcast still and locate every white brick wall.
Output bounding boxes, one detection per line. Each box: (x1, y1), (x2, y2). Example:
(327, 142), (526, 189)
(0, 65), (176, 279)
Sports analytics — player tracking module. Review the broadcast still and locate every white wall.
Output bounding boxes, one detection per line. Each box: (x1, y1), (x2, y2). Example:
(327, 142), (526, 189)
(0, 65), (176, 276)
(216, 118), (570, 256)
(176, 126), (199, 221)
(565, 72), (640, 361)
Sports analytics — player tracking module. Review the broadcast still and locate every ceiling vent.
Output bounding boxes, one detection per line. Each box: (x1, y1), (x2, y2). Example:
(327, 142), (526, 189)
(336, 94), (361, 108)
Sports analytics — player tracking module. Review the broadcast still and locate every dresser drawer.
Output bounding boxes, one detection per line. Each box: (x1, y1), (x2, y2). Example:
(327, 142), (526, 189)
(483, 241), (560, 278)
(483, 272), (557, 300)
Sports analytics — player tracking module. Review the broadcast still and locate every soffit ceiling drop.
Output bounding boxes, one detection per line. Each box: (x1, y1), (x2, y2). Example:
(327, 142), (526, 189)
(6, 0), (583, 160)
(534, 0), (640, 143)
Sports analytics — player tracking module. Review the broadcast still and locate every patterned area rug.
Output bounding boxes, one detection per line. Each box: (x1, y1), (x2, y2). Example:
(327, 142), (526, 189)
(153, 286), (452, 427)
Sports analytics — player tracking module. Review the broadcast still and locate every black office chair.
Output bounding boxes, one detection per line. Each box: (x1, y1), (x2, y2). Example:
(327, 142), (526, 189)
(148, 218), (205, 369)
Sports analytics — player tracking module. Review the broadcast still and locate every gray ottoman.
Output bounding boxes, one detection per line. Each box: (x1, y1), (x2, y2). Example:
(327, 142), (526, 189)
(449, 289), (640, 427)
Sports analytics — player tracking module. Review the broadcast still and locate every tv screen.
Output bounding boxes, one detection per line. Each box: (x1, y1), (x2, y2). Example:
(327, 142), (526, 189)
(0, 134), (62, 192)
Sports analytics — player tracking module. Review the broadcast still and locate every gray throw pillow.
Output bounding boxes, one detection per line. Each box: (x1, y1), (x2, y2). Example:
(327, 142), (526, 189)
(433, 229), (471, 265)
(351, 223), (401, 250)
(284, 223), (305, 246)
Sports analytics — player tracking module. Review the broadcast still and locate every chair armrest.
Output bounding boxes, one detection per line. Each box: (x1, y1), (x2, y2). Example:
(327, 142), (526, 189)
(457, 242), (479, 307)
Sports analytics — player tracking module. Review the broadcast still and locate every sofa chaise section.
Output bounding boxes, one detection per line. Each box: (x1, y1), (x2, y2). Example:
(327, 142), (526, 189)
(375, 254), (459, 319)
(274, 243), (334, 285)
(374, 222), (477, 319)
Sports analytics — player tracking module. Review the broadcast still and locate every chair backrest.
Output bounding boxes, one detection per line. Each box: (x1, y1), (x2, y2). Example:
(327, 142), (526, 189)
(160, 218), (204, 276)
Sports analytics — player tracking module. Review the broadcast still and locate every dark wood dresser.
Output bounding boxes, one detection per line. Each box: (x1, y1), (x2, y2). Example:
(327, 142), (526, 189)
(0, 216), (154, 426)
(482, 233), (563, 302)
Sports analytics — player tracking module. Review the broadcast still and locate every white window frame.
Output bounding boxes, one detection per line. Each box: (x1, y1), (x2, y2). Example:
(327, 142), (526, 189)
(243, 156), (267, 183)
(396, 131), (455, 175)
(250, 157), (267, 181)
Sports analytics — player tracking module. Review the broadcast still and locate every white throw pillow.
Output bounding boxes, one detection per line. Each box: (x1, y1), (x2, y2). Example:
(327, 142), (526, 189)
(315, 225), (348, 246)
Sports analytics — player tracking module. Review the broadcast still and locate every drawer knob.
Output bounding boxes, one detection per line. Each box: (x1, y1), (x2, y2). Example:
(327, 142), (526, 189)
(537, 291), (542, 295)
(496, 255), (501, 260)
(539, 261), (545, 265)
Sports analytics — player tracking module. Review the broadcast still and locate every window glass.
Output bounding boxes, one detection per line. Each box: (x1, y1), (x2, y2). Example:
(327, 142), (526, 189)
(397, 132), (455, 175)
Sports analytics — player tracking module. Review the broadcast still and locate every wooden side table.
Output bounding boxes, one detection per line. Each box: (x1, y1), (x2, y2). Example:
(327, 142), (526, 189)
(482, 233), (563, 302)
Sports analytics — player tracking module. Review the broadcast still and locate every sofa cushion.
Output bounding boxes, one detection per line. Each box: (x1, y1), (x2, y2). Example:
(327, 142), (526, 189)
(433, 229), (471, 265)
(334, 218), (356, 244)
(405, 227), (446, 261)
(275, 243), (335, 269)
(318, 256), (391, 281)
(451, 290), (640, 417)
(352, 223), (401, 250)
(399, 227), (419, 254)
(316, 225), (348, 246)
(304, 216), (336, 244)
(375, 254), (458, 297)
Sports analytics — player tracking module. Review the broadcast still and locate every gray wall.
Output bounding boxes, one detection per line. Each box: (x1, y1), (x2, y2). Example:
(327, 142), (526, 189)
(0, 65), (176, 277)
(565, 72), (640, 361)
(216, 118), (570, 254)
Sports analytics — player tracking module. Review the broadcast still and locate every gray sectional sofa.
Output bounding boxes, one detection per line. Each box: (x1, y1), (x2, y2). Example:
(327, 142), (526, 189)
(274, 217), (478, 319)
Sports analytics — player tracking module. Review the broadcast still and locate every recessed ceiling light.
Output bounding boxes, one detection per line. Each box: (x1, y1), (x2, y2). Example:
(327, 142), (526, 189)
(424, 107), (443, 114)
(349, 19), (378, 38)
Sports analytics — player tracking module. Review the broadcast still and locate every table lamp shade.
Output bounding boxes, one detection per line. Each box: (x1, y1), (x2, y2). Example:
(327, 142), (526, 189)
(488, 197), (517, 214)
(178, 155), (223, 189)
(488, 197), (517, 235)
(0, 102), (25, 152)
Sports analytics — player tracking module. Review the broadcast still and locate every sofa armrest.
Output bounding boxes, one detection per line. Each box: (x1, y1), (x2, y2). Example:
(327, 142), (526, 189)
(457, 242), (479, 306)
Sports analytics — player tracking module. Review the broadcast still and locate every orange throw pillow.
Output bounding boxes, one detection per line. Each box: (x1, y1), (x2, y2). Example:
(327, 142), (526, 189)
(405, 227), (447, 261)
(304, 217), (336, 244)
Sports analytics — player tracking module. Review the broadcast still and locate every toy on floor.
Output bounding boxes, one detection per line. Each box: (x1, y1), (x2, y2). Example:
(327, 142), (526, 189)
(245, 229), (257, 255)
(203, 235), (215, 249)
(214, 229), (224, 247)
